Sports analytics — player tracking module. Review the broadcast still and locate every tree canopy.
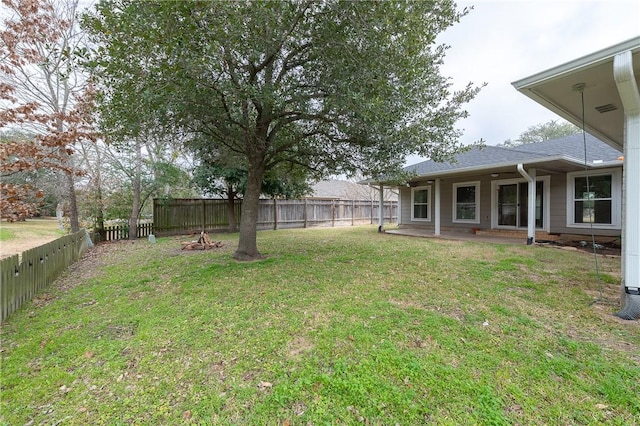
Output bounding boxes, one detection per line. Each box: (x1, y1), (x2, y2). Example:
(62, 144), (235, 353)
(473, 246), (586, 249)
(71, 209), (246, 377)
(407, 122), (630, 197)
(500, 120), (579, 147)
(84, 0), (482, 260)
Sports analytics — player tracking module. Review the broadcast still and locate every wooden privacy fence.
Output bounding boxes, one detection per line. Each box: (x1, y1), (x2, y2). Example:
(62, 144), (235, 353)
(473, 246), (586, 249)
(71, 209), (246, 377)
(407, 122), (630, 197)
(1, 230), (91, 322)
(153, 198), (397, 235)
(97, 223), (154, 242)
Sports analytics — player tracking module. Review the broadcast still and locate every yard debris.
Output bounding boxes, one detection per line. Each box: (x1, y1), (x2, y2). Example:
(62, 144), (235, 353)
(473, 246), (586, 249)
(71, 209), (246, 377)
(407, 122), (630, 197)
(536, 239), (620, 256)
(181, 231), (223, 250)
(257, 381), (273, 390)
(579, 241), (605, 250)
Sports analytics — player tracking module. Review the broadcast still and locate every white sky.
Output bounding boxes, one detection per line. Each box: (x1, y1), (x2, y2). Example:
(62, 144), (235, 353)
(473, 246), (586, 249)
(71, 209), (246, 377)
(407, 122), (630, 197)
(405, 0), (640, 165)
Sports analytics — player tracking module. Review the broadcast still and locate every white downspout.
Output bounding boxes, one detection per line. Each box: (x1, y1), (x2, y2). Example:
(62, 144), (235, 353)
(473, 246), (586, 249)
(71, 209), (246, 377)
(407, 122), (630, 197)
(434, 178), (441, 236)
(614, 50), (640, 302)
(517, 164), (536, 245)
(397, 186), (402, 226)
(378, 185), (384, 232)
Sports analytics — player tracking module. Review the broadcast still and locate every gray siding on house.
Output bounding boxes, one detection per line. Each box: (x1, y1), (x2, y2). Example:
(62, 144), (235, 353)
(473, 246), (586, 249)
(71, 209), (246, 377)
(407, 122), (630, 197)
(392, 135), (623, 238)
(548, 174), (567, 234)
(398, 170), (622, 237)
(399, 174), (495, 232)
(546, 173), (621, 236)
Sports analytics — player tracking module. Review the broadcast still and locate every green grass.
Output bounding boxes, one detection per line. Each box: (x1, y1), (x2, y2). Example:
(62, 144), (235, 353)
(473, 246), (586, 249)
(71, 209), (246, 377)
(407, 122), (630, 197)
(0, 227), (14, 241)
(1, 226), (638, 425)
(0, 217), (63, 240)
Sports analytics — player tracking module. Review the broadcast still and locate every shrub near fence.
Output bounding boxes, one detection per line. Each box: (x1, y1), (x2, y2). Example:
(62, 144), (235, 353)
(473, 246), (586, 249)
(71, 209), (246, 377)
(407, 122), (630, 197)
(1, 230), (90, 322)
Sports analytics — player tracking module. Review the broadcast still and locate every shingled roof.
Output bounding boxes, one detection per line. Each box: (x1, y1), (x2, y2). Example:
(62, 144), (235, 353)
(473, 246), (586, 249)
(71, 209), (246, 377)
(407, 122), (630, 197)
(404, 133), (621, 177)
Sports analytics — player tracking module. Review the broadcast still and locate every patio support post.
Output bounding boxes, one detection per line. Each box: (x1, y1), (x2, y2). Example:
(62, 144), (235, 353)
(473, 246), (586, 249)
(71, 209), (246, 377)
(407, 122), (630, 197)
(517, 164), (536, 245)
(434, 178), (441, 236)
(378, 185), (384, 232)
(614, 50), (640, 307)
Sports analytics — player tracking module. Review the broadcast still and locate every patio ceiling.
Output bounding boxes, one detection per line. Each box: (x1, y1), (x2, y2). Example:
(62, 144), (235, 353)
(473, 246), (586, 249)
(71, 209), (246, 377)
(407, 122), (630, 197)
(512, 37), (640, 151)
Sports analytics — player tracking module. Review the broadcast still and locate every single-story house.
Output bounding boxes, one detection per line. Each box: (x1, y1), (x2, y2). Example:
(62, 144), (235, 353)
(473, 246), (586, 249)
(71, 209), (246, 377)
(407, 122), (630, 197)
(379, 133), (623, 241)
(512, 36), (639, 317)
(368, 37), (638, 317)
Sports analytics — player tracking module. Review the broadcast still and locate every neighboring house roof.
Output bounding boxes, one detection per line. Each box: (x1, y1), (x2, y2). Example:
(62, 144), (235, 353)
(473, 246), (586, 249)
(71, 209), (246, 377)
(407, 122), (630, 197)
(310, 180), (364, 199)
(402, 133), (621, 181)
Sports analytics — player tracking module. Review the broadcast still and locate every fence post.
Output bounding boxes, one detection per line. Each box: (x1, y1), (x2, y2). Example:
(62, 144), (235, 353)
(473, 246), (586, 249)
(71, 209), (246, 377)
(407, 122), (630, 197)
(273, 199), (278, 230)
(201, 199), (206, 231)
(331, 200), (335, 227)
(370, 199), (374, 224)
(351, 200), (355, 226)
(303, 199), (308, 228)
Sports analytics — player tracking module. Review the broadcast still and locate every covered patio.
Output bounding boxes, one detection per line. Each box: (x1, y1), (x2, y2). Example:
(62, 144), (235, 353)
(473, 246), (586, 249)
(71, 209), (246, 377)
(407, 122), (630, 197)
(383, 226), (621, 254)
(384, 228), (523, 244)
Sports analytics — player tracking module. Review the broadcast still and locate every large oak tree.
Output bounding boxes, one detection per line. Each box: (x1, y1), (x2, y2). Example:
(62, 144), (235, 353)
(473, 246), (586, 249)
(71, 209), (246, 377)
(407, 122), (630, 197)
(84, 0), (481, 260)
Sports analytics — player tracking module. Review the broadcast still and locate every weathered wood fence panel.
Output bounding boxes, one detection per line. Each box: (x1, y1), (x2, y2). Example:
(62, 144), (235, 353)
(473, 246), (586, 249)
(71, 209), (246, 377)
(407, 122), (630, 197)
(89, 223), (154, 243)
(105, 223), (153, 241)
(153, 199), (240, 235)
(1, 230), (90, 322)
(153, 198), (397, 235)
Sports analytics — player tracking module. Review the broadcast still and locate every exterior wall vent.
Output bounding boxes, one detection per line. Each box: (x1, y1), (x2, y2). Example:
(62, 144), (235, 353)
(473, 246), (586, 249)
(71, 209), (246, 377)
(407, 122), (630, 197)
(595, 103), (618, 113)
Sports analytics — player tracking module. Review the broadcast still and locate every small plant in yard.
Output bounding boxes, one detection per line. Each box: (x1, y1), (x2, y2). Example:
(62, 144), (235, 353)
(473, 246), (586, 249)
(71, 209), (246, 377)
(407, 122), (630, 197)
(1, 226), (638, 425)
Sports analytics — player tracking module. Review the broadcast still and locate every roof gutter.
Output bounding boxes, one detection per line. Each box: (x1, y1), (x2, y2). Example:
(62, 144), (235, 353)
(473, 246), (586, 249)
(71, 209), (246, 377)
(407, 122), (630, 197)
(397, 155), (620, 183)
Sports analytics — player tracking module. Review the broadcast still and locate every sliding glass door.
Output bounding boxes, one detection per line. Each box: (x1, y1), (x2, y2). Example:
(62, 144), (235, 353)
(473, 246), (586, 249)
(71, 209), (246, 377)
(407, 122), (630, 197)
(497, 181), (544, 228)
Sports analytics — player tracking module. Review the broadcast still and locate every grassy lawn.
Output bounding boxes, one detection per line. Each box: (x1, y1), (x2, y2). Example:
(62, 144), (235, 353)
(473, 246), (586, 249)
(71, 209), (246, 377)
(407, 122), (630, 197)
(1, 226), (638, 425)
(0, 227), (14, 241)
(0, 217), (65, 258)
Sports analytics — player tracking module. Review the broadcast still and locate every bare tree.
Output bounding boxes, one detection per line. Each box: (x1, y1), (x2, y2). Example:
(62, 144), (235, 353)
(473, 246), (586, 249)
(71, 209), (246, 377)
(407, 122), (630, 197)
(1, 0), (94, 229)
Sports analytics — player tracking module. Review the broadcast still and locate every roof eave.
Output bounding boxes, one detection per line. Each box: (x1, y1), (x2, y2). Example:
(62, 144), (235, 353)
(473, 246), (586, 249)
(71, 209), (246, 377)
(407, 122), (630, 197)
(400, 155), (622, 183)
(512, 37), (640, 89)
(512, 36), (640, 152)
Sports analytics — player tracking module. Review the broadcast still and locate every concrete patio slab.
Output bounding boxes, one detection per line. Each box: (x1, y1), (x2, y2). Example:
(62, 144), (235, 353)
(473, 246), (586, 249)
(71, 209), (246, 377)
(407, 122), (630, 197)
(383, 228), (527, 245)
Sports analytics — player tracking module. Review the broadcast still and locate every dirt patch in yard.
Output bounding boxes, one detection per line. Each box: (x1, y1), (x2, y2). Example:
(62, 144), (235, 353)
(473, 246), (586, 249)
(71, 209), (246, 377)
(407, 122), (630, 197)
(31, 240), (140, 308)
(536, 238), (621, 257)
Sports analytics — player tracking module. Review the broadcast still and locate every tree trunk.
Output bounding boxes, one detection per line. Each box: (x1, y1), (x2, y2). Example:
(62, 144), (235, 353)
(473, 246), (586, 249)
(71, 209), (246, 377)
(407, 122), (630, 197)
(66, 171), (80, 232)
(129, 140), (142, 240)
(234, 163), (265, 261)
(94, 146), (107, 242)
(54, 113), (80, 233)
(56, 202), (65, 230)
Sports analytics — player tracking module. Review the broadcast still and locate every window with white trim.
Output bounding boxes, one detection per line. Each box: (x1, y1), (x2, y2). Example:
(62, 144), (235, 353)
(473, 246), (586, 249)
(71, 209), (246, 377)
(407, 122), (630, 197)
(411, 186), (431, 221)
(567, 169), (621, 228)
(453, 181), (480, 223)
